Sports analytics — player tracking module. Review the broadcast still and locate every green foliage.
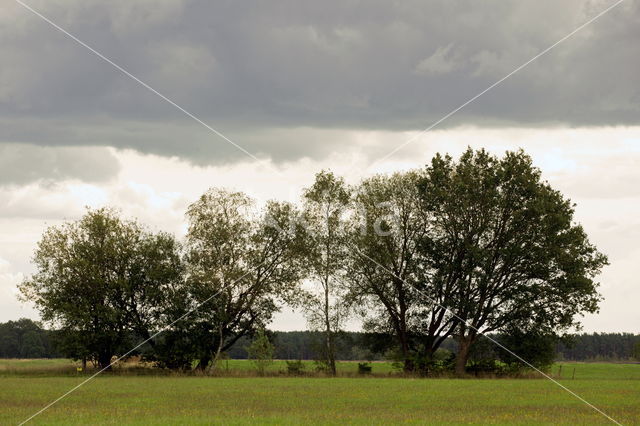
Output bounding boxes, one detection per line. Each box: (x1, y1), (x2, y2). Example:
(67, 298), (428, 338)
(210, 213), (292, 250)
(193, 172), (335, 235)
(464, 331), (557, 375)
(417, 148), (607, 373)
(285, 360), (306, 375)
(0, 319), (57, 358)
(173, 189), (305, 370)
(149, 330), (197, 371)
(357, 362), (372, 374)
(19, 208), (183, 369)
(246, 329), (275, 375)
(633, 341), (640, 361)
(496, 329), (559, 371)
(556, 332), (640, 361)
(347, 171), (456, 373)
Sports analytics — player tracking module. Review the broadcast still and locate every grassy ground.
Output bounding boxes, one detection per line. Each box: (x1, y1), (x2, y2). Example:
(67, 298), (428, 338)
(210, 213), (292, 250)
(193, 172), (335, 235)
(1, 359), (638, 424)
(0, 358), (75, 375)
(209, 359), (400, 375)
(3, 358), (639, 379)
(0, 359), (402, 377)
(551, 362), (640, 380)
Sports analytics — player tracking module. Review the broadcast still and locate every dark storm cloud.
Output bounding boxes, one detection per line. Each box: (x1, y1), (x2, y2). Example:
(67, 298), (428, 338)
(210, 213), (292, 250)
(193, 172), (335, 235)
(1, 0), (638, 165)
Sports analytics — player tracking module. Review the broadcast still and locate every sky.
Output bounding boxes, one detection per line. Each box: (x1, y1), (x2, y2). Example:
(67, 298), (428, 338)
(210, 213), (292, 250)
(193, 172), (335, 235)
(0, 0), (638, 333)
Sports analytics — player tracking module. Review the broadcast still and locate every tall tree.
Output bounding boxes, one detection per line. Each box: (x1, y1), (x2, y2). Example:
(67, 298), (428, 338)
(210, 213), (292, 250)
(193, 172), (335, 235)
(417, 148), (608, 375)
(300, 171), (351, 375)
(19, 208), (183, 369)
(183, 189), (304, 371)
(347, 171), (457, 372)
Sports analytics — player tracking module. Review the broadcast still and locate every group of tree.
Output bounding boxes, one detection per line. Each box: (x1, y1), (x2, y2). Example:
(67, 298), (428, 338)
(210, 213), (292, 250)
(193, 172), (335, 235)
(18, 148), (608, 374)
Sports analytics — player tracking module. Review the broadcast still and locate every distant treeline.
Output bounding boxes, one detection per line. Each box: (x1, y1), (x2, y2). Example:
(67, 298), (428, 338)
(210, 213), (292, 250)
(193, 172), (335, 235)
(2, 319), (638, 362)
(556, 333), (640, 361)
(0, 319), (61, 358)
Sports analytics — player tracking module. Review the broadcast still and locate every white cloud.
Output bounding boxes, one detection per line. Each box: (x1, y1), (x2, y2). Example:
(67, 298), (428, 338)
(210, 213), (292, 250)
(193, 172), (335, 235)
(0, 257), (22, 290)
(0, 257), (36, 322)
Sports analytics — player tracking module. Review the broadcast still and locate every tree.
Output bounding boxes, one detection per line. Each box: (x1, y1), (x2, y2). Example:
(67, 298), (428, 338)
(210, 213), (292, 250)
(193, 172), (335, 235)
(347, 171), (457, 373)
(633, 341), (640, 362)
(19, 208), (183, 369)
(417, 149), (608, 375)
(182, 189), (304, 371)
(300, 171), (351, 375)
(246, 328), (275, 375)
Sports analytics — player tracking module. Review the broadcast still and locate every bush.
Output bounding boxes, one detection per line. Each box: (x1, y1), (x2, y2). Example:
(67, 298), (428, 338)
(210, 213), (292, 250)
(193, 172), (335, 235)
(246, 329), (275, 375)
(358, 362), (372, 374)
(497, 329), (558, 371)
(286, 360), (306, 375)
(466, 359), (505, 375)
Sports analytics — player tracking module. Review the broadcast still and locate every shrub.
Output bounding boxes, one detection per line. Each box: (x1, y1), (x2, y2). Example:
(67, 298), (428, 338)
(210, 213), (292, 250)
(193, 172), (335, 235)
(246, 329), (275, 375)
(358, 362), (372, 374)
(286, 360), (306, 375)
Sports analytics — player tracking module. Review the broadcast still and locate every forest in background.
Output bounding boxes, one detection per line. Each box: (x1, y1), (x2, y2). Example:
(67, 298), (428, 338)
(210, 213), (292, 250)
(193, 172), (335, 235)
(1, 318), (638, 363)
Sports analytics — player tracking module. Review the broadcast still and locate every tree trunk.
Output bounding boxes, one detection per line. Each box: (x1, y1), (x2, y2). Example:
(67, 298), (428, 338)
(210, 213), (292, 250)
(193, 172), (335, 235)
(397, 279), (414, 374)
(196, 354), (211, 371)
(211, 326), (225, 371)
(399, 333), (414, 373)
(326, 329), (336, 376)
(422, 347), (438, 376)
(403, 357), (415, 373)
(98, 352), (113, 370)
(455, 336), (473, 376)
(323, 276), (336, 376)
(82, 357), (87, 370)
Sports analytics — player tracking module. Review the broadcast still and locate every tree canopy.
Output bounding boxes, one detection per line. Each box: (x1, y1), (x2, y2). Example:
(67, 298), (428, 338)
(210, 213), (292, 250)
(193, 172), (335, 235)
(172, 189), (305, 370)
(347, 171), (456, 372)
(417, 149), (607, 373)
(19, 208), (182, 368)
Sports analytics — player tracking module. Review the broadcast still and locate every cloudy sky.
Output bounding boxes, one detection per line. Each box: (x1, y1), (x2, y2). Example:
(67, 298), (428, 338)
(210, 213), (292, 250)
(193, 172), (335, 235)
(1, 0), (638, 332)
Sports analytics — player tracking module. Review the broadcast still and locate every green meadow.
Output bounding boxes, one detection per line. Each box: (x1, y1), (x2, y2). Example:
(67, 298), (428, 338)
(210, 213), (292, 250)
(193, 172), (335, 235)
(1, 359), (638, 425)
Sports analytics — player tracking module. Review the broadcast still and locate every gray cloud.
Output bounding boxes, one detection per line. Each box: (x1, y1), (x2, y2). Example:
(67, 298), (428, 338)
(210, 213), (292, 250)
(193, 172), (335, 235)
(0, 143), (120, 186)
(1, 0), (638, 164)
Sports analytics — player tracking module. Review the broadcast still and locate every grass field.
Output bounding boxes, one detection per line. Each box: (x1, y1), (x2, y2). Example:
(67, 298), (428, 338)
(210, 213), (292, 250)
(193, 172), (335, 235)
(1, 359), (638, 424)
